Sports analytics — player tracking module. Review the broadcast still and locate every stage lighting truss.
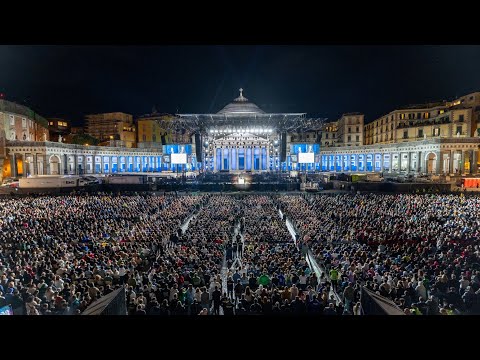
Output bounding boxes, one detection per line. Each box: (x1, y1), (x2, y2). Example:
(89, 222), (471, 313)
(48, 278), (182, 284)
(166, 113), (327, 136)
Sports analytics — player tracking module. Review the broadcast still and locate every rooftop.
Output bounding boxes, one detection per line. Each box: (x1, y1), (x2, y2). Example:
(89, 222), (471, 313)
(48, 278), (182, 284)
(342, 112), (363, 116)
(397, 102), (447, 110)
(216, 88), (266, 115)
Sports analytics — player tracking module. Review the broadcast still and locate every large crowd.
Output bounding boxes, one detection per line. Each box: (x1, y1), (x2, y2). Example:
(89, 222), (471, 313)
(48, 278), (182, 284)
(1, 191), (480, 315)
(279, 193), (480, 314)
(243, 195), (291, 243)
(0, 193), (203, 315)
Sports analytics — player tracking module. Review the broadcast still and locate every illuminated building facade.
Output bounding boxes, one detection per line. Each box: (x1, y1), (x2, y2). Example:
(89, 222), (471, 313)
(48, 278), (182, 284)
(1, 99), (50, 181)
(85, 112), (136, 148)
(2, 89), (480, 181)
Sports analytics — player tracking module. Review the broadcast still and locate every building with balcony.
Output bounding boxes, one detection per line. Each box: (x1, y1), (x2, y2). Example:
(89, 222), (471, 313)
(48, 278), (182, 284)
(364, 92), (480, 146)
(48, 118), (71, 142)
(336, 113), (364, 147)
(319, 121), (338, 148)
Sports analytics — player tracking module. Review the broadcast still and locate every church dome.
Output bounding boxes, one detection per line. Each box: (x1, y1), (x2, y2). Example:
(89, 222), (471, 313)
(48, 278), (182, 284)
(217, 88), (265, 114)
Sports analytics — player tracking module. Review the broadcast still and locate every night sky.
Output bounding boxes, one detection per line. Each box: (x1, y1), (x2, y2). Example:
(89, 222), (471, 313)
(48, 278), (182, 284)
(1, 45), (480, 127)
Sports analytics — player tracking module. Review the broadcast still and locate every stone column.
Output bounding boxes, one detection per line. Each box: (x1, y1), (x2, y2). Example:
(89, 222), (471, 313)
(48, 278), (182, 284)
(0, 158), (4, 183)
(251, 146), (255, 172)
(435, 151), (441, 174)
(33, 154), (38, 175)
(469, 150), (474, 174)
(74, 154), (78, 175)
(449, 150), (454, 175)
(11, 153), (17, 178)
(62, 154), (67, 175)
(226, 148), (230, 170)
(418, 151), (424, 173)
(407, 152), (412, 173)
(37, 155), (44, 175)
(228, 148), (231, 172)
(473, 149), (478, 174)
(237, 147), (240, 172)
(214, 148), (217, 172)
(461, 151), (465, 174)
(220, 148), (224, 171)
(43, 156), (49, 175)
(26, 154), (33, 177)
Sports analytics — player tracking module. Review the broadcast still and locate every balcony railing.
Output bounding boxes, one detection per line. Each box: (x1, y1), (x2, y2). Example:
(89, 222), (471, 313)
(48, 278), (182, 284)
(396, 118), (452, 129)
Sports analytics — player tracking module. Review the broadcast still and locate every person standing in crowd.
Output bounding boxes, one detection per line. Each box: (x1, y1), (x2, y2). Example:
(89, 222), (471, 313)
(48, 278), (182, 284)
(227, 276), (234, 300)
(211, 286), (222, 315)
(343, 282), (355, 311)
(329, 267), (339, 292)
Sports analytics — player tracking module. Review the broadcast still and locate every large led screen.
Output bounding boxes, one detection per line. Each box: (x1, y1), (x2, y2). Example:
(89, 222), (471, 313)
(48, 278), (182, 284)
(298, 152), (315, 163)
(171, 153), (187, 164)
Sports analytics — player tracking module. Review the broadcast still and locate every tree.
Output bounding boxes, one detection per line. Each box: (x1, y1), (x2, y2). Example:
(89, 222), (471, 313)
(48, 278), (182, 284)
(68, 134), (100, 146)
